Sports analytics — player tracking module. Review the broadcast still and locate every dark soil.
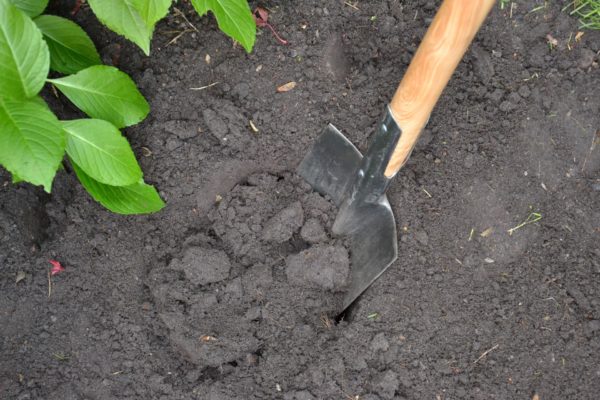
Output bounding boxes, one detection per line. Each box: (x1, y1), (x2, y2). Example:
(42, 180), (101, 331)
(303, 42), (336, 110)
(2, 1), (600, 399)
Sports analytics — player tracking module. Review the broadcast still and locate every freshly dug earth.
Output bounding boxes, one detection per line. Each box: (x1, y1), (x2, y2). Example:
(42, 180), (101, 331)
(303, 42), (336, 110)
(1, 1), (600, 399)
(148, 172), (351, 374)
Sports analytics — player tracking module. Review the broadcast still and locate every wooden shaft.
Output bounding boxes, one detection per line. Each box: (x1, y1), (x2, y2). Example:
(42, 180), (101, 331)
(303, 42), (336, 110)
(385, 0), (494, 177)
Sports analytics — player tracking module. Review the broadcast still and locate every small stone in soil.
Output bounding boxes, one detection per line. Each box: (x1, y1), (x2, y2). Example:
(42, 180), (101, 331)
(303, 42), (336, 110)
(507, 92), (521, 104)
(285, 245), (349, 291)
(488, 88), (505, 104)
(370, 332), (390, 352)
(373, 370), (400, 399)
(471, 45), (494, 84)
(242, 263), (273, 298)
(300, 218), (328, 244)
(499, 100), (517, 112)
(244, 306), (262, 321)
(169, 247), (231, 286)
(223, 277), (243, 300)
(464, 154), (474, 168)
(414, 230), (429, 246)
(578, 48), (596, 69)
(261, 201), (304, 243)
(303, 192), (332, 213)
(518, 85), (531, 98)
(585, 320), (600, 338)
(203, 109), (228, 142)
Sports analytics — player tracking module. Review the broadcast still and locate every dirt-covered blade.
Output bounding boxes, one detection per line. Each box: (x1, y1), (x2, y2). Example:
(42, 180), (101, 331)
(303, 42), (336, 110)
(333, 196), (398, 311)
(298, 108), (402, 313)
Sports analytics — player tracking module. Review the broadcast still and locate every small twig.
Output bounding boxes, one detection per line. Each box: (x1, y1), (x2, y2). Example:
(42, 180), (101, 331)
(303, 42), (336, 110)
(529, 3), (547, 14)
(50, 84), (59, 98)
(581, 129), (599, 173)
(473, 344), (499, 364)
(173, 7), (199, 33)
(47, 269), (52, 297)
(189, 82), (220, 91)
(542, 296), (559, 306)
(422, 187), (432, 198)
(53, 352), (69, 361)
(344, 1), (360, 10)
(160, 29), (189, 35)
(320, 313), (333, 329)
(167, 29), (194, 46)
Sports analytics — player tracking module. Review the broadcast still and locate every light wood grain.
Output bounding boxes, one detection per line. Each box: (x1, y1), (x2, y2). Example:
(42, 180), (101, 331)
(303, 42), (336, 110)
(385, 0), (495, 177)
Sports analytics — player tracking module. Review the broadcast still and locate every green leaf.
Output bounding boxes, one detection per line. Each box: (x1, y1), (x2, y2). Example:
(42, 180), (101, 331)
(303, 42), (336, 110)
(0, 97), (65, 192)
(63, 119), (143, 186)
(9, 0), (48, 17)
(11, 172), (24, 183)
(0, 0), (50, 99)
(71, 160), (165, 214)
(30, 94), (50, 109)
(87, 0), (149, 55)
(87, 0), (171, 55)
(47, 65), (150, 128)
(62, 119), (142, 186)
(191, 0), (255, 53)
(34, 15), (101, 74)
(131, 0), (172, 29)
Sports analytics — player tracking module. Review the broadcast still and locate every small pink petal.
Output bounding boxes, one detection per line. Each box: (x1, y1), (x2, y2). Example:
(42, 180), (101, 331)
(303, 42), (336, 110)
(49, 260), (65, 276)
(253, 7), (269, 26)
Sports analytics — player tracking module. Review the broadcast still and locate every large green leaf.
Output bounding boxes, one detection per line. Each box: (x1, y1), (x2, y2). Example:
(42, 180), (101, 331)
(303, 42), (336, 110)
(9, 0), (48, 17)
(63, 119), (142, 186)
(0, 97), (65, 192)
(0, 0), (50, 99)
(71, 160), (164, 215)
(191, 0), (255, 53)
(47, 65), (150, 128)
(34, 15), (101, 74)
(88, 0), (171, 55)
(132, 0), (171, 28)
(87, 0), (149, 55)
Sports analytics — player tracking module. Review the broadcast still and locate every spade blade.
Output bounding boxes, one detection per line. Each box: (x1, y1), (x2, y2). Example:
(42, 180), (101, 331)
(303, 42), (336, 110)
(297, 124), (362, 206)
(334, 196), (398, 311)
(298, 122), (398, 312)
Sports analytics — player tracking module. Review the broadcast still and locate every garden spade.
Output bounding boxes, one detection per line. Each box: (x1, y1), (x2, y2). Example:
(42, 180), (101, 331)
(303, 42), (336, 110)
(298, 0), (495, 312)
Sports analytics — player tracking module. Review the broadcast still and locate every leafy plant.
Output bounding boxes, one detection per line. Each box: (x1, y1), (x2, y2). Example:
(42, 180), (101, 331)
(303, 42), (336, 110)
(87, 0), (172, 56)
(0, 0), (164, 214)
(86, 0), (256, 54)
(190, 0), (256, 52)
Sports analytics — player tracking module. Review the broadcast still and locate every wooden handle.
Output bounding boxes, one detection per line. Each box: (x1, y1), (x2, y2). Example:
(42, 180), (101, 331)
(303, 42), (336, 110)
(385, 0), (494, 177)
